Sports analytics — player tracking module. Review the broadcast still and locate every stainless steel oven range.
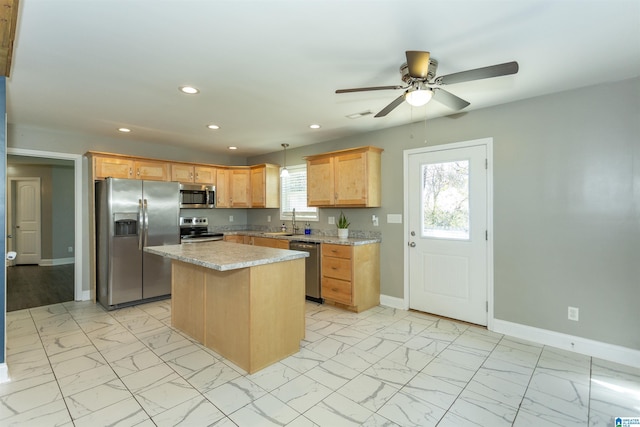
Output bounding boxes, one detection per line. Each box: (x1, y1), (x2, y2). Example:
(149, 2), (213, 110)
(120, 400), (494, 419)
(179, 217), (224, 243)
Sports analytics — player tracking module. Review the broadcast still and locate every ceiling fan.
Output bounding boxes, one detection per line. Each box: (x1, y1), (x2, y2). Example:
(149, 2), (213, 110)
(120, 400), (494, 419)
(336, 51), (519, 117)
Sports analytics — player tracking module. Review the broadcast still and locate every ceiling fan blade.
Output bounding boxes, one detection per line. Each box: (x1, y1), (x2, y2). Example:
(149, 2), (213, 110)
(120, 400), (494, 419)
(374, 94), (406, 118)
(432, 88), (470, 110)
(405, 51), (431, 79)
(436, 61), (519, 85)
(336, 85), (404, 94)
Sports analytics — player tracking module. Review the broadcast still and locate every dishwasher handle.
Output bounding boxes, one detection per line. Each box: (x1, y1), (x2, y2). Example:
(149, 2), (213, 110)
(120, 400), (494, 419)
(290, 241), (319, 250)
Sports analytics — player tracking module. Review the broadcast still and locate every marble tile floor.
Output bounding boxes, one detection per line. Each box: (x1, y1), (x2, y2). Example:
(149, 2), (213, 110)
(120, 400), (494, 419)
(1, 299), (638, 427)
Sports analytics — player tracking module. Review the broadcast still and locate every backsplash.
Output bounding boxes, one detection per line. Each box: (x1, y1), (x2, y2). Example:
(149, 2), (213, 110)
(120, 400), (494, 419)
(209, 223), (381, 239)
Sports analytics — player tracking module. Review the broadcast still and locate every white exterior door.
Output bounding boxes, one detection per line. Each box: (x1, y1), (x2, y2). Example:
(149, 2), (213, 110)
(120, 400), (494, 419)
(407, 142), (489, 325)
(15, 178), (42, 265)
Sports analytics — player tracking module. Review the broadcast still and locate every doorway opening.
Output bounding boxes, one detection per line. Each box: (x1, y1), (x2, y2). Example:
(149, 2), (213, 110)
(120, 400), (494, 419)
(5, 148), (84, 311)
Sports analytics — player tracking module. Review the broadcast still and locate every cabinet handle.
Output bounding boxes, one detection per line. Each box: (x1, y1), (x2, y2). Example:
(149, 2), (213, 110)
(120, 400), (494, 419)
(129, 168), (133, 176)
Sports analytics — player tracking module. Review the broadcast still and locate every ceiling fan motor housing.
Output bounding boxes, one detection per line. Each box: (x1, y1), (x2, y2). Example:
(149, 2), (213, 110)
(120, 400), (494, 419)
(400, 58), (438, 84)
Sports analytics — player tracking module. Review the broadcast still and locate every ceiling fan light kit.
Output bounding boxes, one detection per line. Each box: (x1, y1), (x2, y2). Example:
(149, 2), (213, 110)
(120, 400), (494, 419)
(405, 86), (433, 107)
(336, 50), (519, 117)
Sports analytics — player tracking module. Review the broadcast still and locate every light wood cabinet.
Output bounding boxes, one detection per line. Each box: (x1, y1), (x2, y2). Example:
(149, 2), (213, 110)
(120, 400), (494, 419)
(230, 168), (251, 208)
(251, 164), (280, 208)
(94, 156), (135, 179)
(93, 155), (169, 181)
(134, 159), (169, 181)
(305, 146), (383, 207)
(321, 243), (380, 313)
(223, 234), (251, 244)
(216, 167), (251, 208)
(171, 164), (217, 184)
(252, 236), (289, 249)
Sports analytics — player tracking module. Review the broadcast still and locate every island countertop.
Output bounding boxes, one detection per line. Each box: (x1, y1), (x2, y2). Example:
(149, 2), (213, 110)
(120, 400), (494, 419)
(145, 241), (309, 271)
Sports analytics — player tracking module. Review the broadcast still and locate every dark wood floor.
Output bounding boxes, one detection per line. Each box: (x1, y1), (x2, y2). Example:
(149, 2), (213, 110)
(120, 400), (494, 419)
(6, 264), (74, 312)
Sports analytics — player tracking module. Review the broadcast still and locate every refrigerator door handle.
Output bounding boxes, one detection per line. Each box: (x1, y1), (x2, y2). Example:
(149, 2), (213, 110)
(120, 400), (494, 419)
(138, 198), (144, 250)
(143, 198), (149, 247)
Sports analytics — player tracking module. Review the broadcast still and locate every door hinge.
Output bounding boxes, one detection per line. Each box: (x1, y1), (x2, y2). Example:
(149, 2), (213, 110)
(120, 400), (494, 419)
(486, 301), (489, 312)
(485, 158), (488, 169)
(485, 230), (488, 240)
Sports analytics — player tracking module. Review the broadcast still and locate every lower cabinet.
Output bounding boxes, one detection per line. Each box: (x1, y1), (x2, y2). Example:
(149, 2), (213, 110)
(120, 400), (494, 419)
(252, 236), (290, 249)
(223, 235), (251, 244)
(321, 243), (380, 312)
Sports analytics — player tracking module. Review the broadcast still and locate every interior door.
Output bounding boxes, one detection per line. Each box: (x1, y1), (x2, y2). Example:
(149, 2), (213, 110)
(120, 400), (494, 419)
(408, 144), (488, 325)
(14, 178), (42, 265)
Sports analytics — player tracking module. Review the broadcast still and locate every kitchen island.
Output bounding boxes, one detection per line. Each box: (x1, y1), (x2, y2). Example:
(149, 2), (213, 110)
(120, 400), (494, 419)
(145, 241), (308, 373)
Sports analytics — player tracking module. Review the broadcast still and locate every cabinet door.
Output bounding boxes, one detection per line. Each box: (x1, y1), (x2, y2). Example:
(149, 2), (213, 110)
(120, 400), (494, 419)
(230, 169), (251, 208)
(94, 156), (134, 179)
(135, 160), (169, 181)
(334, 152), (367, 205)
(250, 167), (266, 208)
(252, 237), (289, 249)
(171, 164), (195, 183)
(223, 235), (245, 243)
(216, 168), (230, 207)
(194, 166), (216, 184)
(307, 156), (335, 206)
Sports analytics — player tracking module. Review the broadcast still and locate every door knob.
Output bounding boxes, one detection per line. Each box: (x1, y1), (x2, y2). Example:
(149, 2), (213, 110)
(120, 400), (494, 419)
(408, 242), (416, 247)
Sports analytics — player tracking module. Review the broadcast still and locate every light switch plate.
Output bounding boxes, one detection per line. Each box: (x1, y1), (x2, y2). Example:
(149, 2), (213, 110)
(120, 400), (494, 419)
(328, 216), (335, 225)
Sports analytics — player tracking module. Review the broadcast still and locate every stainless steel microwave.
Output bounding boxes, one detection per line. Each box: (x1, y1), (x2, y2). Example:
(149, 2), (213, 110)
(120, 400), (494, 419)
(179, 183), (215, 208)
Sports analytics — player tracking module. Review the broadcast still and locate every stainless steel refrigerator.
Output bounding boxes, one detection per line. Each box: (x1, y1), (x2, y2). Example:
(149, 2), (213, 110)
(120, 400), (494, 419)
(95, 178), (180, 310)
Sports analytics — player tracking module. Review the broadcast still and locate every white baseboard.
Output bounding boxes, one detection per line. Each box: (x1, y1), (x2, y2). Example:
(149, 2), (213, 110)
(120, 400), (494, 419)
(39, 257), (75, 266)
(379, 295), (640, 369)
(380, 294), (405, 310)
(0, 363), (9, 383)
(493, 319), (640, 369)
(80, 290), (91, 301)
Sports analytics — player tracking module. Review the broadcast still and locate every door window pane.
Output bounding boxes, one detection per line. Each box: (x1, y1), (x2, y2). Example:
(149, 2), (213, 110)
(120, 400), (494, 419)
(421, 160), (470, 240)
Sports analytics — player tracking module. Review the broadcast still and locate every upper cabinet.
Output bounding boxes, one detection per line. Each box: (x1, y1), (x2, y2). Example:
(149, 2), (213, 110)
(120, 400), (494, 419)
(135, 159), (169, 181)
(251, 164), (280, 208)
(216, 167), (251, 208)
(305, 146), (383, 207)
(92, 154), (168, 181)
(171, 164), (216, 184)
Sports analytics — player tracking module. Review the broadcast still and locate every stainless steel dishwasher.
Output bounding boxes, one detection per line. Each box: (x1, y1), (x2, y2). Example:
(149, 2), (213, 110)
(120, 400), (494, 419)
(289, 241), (322, 303)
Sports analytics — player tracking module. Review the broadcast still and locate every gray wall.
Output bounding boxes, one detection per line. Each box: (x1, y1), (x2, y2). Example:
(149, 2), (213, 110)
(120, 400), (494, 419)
(248, 76), (640, 350)
(6, 77), (639, 351)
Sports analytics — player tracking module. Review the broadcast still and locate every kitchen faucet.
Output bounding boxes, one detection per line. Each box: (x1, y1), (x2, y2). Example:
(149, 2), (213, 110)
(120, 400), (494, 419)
(291, 208), (299, 234)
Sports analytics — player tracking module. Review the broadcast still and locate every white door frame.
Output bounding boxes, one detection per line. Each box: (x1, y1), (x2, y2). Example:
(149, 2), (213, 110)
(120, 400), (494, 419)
(6, 148), (84, 302)
(403, 138), (495, 329)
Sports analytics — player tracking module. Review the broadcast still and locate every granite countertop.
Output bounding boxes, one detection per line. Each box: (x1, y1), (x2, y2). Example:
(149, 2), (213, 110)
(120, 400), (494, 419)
(145, 241), (309, 271)
(224, 231), (381, 246)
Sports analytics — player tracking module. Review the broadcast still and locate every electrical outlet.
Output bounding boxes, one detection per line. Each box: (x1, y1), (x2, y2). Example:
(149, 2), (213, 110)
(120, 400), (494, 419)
(328, 216), (335, 225)
(68, 246), (73, 253)
(267, 215), (271, 222)
(568, 306), (579, 321)
(372, 215), (379, 226)
(229, 215), (234, 222)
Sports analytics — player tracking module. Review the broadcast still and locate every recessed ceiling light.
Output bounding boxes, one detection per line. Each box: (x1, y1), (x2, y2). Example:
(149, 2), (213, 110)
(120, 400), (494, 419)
(118, 127), (131, 133)
(179, 85), (199, 94)
(207, 124), (220, 130)
(309, 124), (321, 129)
(228, 146), (238, 150)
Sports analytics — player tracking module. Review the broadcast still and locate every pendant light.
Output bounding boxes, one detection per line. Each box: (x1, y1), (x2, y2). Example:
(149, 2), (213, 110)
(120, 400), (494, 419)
(280, 143), (290, 177)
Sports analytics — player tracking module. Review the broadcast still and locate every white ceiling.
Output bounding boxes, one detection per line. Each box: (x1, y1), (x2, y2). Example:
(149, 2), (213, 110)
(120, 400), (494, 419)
(7, 1), (640, 156)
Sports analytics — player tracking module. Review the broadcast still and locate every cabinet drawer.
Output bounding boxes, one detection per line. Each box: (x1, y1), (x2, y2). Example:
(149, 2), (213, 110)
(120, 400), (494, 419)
(322, 277), (352, 305)
(322, 244), (351, 259)
(321, 256), (352, 281)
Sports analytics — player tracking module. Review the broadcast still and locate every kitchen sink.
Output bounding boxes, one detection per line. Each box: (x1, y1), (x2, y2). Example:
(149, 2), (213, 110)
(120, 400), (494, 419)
(262, 232), (294, 236)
